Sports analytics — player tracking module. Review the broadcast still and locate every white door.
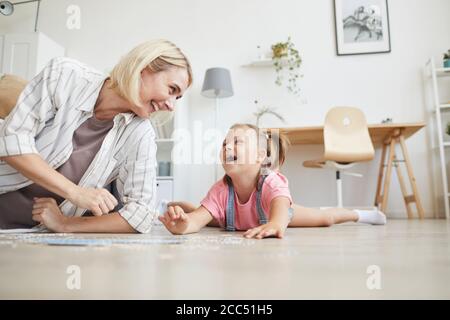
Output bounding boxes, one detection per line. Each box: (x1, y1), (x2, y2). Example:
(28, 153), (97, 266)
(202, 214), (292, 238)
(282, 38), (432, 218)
(1, 34), (37, 80)
(0, 32), (65, 80)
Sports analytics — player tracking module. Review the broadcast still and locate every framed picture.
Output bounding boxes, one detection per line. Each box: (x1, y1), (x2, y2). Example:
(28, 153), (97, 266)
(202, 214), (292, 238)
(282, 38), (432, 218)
(334, 0), (391, 55)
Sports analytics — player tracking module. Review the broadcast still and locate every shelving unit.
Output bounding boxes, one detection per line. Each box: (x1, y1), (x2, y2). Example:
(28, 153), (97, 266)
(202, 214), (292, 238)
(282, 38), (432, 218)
(156, 176), (174, 180)
(426, 57), (450, 219)
(151, 115), (176, 204)
(148, 95), (192, 207)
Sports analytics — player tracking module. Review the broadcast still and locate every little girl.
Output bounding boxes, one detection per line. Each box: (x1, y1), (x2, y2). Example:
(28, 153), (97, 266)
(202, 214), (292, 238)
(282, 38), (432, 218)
(159, 123), (386, 239)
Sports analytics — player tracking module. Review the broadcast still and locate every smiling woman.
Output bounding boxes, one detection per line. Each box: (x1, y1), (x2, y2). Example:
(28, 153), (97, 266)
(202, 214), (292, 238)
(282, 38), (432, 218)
(0, 39), (192, 233)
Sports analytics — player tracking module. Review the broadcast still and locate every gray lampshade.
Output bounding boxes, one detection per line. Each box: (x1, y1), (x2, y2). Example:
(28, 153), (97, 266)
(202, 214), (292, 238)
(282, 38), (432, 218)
(201, 67), (234, 98)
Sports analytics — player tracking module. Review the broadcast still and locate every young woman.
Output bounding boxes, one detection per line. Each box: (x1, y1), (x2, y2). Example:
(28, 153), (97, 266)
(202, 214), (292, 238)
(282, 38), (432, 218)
(0, 40), (192, 233)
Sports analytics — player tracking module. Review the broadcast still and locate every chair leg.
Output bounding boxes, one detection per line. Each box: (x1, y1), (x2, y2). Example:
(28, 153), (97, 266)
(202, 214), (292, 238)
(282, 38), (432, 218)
(336, 170), (343, 208)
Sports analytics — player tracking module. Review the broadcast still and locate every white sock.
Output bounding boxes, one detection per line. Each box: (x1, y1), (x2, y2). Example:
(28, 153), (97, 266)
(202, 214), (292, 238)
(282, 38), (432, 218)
(355, 208), (387, 225)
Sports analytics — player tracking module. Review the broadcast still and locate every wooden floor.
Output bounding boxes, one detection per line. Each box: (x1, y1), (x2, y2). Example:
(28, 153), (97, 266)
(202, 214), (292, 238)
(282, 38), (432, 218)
(0, 219), (449, 299)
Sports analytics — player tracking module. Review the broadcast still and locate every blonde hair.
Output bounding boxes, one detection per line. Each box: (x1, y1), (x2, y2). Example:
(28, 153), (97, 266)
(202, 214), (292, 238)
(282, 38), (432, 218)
(109, 39), (193, 108)
(229, 123), (290, 171)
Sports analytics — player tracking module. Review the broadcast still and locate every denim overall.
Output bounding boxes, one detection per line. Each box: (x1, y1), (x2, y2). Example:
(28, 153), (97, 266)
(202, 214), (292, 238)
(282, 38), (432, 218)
(225, 174), (294, 231)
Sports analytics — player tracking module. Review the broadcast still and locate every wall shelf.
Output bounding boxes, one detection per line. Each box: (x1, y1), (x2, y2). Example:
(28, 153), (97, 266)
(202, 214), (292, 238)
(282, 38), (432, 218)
(156, 176), (174, 180)
(436, 67), (450, 77)
(242, 58), (289, 68)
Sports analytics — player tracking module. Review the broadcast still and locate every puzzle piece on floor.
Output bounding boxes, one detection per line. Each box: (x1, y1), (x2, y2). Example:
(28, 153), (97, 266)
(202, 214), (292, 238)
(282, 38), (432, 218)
(25, 237), (186, 246)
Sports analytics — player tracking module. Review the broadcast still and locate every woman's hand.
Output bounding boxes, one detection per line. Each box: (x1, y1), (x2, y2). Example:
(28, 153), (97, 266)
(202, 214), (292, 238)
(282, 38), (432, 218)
(243, 222), (286, 239)
(158, 205), (191, 235)
(67, 186), (118, 216)
(32, 197), (68, 232)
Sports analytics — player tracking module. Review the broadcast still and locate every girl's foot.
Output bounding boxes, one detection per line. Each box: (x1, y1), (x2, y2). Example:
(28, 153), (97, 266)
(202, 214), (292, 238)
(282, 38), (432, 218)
(355, 209), (387, 225)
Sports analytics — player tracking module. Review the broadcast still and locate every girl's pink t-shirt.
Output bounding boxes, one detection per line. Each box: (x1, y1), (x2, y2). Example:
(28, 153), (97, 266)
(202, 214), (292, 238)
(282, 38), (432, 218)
(200, 171), (293, 230)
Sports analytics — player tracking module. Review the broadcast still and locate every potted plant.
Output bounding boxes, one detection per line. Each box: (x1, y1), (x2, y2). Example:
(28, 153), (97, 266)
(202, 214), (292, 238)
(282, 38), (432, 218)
(271, 37), (303, 96)
(253, 100), (286, 127)
(444, 49), (450, 68)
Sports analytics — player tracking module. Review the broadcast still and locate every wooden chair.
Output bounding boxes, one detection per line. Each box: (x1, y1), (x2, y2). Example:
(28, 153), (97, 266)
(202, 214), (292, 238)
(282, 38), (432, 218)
(0, 74), (28, 119)
(303, 107), (375, 207)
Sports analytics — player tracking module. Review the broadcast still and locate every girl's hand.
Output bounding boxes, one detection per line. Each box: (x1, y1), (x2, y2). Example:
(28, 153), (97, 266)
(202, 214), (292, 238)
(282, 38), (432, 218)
(68, 186), (118, 216)
(243, 222), (286, 239)
(158, 205), (190, 235)
(167, 201), (197, 213)
(32, 197), (69, 232)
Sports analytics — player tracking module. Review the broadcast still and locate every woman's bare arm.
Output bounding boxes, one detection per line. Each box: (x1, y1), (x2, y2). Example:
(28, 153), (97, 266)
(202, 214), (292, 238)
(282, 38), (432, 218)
(63, 213), (136, 233)
(1, 153), (117, 215)
(1, 154), (79, 199)
(31, 198), (135, 233)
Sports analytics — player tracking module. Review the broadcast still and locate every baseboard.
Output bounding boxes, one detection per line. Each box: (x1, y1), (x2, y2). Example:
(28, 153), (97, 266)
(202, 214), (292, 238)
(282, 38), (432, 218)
(317, 207), (444, 219)
(385, 210), (445, 219)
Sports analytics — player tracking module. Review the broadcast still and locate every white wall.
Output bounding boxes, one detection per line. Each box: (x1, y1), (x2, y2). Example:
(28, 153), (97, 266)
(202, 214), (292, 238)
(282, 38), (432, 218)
(1, 0), (450, 217)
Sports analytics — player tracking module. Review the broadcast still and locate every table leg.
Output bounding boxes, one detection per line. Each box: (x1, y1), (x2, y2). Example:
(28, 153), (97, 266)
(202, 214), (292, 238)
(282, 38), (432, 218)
(375, 144), (387, 207)
(394, 148), (414, 219)
(399, 134), (425, 218)
(381, 139), (396, 213)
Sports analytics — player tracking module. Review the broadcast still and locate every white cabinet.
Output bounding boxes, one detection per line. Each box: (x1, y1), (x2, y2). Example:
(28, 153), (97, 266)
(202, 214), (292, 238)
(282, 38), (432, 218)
(0, 32), (65, 80)
(156, 179), (173, 204)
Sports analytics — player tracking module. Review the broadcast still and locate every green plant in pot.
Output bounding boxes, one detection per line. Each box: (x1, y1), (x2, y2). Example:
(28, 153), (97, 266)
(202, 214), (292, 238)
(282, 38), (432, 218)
(444, 49), (450, 68)
(253, 100), (286, 127)
(271, 37), (303, 96)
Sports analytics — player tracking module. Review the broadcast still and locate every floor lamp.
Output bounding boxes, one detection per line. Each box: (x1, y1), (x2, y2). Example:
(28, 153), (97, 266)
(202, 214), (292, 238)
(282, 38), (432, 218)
(201, 67), (234, 181)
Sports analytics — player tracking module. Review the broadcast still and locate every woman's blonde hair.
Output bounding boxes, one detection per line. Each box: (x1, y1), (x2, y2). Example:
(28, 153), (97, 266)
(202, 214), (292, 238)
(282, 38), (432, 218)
(229, 123), (290, 171)
(109, 39), (193, 107)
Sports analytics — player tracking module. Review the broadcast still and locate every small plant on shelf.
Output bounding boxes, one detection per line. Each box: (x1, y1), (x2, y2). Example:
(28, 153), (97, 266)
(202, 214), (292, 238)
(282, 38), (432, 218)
(271, 36), (303, 96)
(253, 100), (286, 127)
(444, 49), (450, 68)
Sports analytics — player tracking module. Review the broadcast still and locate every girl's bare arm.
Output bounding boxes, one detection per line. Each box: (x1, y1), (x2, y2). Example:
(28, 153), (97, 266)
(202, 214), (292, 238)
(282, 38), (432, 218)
(159, 205), (213, 235)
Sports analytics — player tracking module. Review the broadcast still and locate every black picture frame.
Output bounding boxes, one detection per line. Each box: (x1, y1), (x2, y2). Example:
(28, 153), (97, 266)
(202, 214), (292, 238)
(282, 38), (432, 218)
(334, 0), (391, 56)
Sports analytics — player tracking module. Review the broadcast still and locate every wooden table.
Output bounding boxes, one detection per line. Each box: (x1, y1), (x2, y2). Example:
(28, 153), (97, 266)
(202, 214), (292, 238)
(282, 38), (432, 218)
(271, 123), (426, 218)
(276, 123), (425, 147)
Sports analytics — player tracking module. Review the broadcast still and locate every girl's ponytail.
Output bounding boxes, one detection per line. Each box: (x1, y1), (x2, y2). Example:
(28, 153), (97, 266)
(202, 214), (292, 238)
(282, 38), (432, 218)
(266, 128), (290, 170)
